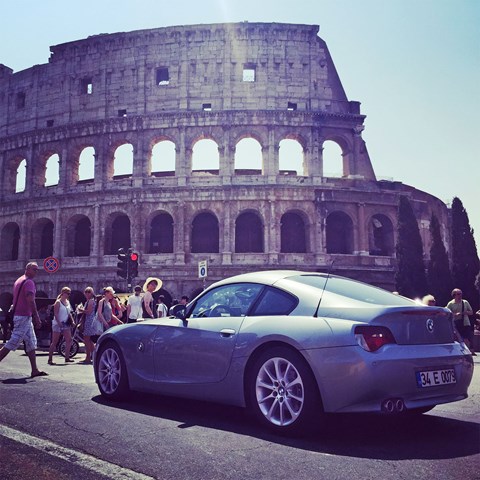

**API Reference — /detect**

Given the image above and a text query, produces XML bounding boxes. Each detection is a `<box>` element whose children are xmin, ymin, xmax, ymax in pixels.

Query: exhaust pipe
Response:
<box><xmin>381</xmin><ymin>398</ymin><xmax>405</xmax><ymax>414</ymax></box>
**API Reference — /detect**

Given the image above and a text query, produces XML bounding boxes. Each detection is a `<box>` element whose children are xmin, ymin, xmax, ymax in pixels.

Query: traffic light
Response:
<box><xmin>129</xmin><ymin>250</ymin><xmax>139</xmax><ymax>279</ymax></box>
<box><xmin>116</xmin><ymin>248</ymin><xmax>128</xmax><ymax>278</ymax></box>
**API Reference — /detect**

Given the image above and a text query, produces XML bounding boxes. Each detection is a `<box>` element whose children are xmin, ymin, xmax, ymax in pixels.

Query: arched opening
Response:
<box><xmin>234</xmin><ymin>137</ymin><xmax>263</xmax><ymax>174</ymax></box>
<box><xmin>15</xmin><ymin>159</ymin><xmax>27</xmax><ymax>193</ymax></box>
<box><xmin>113</xmin><ymin>143</ymin><xmax>134</xmax><ymax>178</ymax></box>
<box><xmin>31</xmin><ymin>218</ymin><xmax>54</xmax><ymax>259</ymax></box>
<box><xmin>326</xmin><ymin>212</ymin><xmax>354</xmax><ymax>254</ymax></box>
<box><xmin>369</xmin><ymin>214</ymin><xmax>394</xmax><ymax>256</ymax></box>
<box><xmin>191</xmin><ymin>212</ymin><xmax>219</xmax><ymax>253</ymax></box>
<box><xmin>149</xmin><ymin>213</ymin><xmax>174</xmax><ymax>253</ymax></box>
<box><xmin>322</xmin><ymin>140</ymin><xmax>344</xmax><ymax>178</ymax></box>
<box><xmin>45</xmin><ymin>153</ymin><xmax>60</xmax><ymax>186</ymax></box>
<box><xmin>151</xmin><ymin>140</ymin><xmax>176</xmax><ymax>177</ymax></box>
<box><xmin>78</xmin><ymin>146</ymin><xmax>95</xmax><ymax>181</ymax></box>
<box><xmin>106</xmin><ymin>214</ymin><xmax>131</xmax><ymax>254</ymax></box>
<box><xmin>281</xmin><ymin>212</ymin><xmax>307</xmax><ymax>253</ymax></box>
<box><xmin>279</xmin><ymin>139</ymin><xmax>305</xmax><ymax>176</ymax></box>
<box><xmin>0</xmin><ymin>222</ymin><xmax>20</xmax><ymax>260</ymax></box>
<box><xmin>235</xmin><ymin>212</ymin><xmax>263</xmax><ymax>253</ymax></box>
<box><xmin>192</xmin><ymin>139</ymin><xmax>219</xmax><ymax>174</ymax></box>
<box><xmin>75</xmin><ymin>217</ymin><xmax>91</xmax><ymax>256</ymax></box>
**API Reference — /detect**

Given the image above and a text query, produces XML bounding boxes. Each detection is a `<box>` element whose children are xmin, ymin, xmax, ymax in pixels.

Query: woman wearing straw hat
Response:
<box><xmin>142</xmin><ymin>277</ymin><xmax>162</xmax><ymax>319</ymax></box>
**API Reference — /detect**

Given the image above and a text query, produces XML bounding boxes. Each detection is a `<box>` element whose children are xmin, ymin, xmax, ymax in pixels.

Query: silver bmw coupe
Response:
<box><xmin>93</xmin><ymin>270</ymin><xmax>474</xmax><ymax>435</ymax></box>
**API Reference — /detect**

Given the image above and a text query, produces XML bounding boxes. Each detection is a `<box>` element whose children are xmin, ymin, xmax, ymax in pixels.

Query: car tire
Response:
<box><xmin>247</xmin><ymin>346</ymin><xmax>322</xmax><ymax>435</ymax></box>
<box><xmin>58</xmin><ymin>339</ymin><xmax>79</xmax><ymax>358</ymax></box>
<box><xmin>96</xmin><ymin>342</ymin><xmax>129</xmax><ymax>401</ymax></box>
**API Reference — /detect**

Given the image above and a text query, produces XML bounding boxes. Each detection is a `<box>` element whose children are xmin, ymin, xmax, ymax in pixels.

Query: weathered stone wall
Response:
<box><xmin>0</xmin><ymin>22</ymin><xmax>450</xmax><ymax>305</ymax></box>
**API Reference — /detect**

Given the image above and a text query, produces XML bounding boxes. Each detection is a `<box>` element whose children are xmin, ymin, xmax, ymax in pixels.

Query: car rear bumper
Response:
<box><xmin>304</xmin><ymin>342</ymin><xmax>474</xmax><ymax>413</ymax></box>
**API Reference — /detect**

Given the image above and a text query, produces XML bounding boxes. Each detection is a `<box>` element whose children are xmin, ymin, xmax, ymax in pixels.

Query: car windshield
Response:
<box><xmin>289</xmin><ymin>274</ymin><xmax>415</xmax><ymax>306</ymax></box>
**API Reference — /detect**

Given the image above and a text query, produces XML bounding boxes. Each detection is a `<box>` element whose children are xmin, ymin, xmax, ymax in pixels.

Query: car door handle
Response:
<box><xmin>220</xmin><ymin>329</ymin><xmax>236</xmax><ymax>337</ymax></box>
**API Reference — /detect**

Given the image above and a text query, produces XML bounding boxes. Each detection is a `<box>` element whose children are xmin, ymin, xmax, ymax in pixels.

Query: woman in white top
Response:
<box><xmin>48</xmin><ymin>286</ymin><xmax>74</xmax><ymax>364</ymax></box>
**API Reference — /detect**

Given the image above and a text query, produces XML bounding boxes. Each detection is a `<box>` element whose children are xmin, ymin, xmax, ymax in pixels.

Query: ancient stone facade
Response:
<box><xmin>0</xmin><ymin>22</ymin><xmax>450</xmax><ymax>308</ymax></box>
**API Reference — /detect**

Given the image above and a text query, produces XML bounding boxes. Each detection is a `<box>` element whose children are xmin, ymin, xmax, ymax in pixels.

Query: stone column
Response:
<box><xmin>94</xmin><ymin>139</ymin><xmax>107</xmax><ymax>191</ymax></box>
<box><xmin>92</xmin><ymin>203</ymin><xmax>101</xmax><ymax>263</ymax></box>
<box><xmin>267</xmin><ymin>199</ymin><xmax>279</xmax><ymax>263</ymax></box>
<box><xmin>59</xmin><ymin>144</ymin><xmax>69</xmax><ymax>193</ymax></box>
<box><xmin>174</xmin><ymin>202</ymin><xmax>186</xmax><ymax>264</ymax></box>
<box><xmin>132</xmin><ymin>134</ymin><xmax>147</xmax><ymax>188</ymax></box>
<box><xmin>221</xmin><ymin>201</ymin><xmax>232</xmax><ymax>264</ymax></box>
<box><xmin>0</xmin><ymin>150</ymin><xmax>5</xmax><ymax>202</ymax></box>
<box><xmin>54</xmin><ymin>207</ymin><xmax>62</xmax><ymax>257</ymax></box>
<box><xmin>176</xmin><ymin>128</ymin><xmax>188</xmax><ymax>187</ymax></box>
<box><xmin>356</xmin><ymin>203</ymin><xmax>368</xmax><ymax>255</ymax></box>
<box><xmin>18</xmin><ymin>212</ymin><xmax>28</xmax><ymax>261</ymax></box>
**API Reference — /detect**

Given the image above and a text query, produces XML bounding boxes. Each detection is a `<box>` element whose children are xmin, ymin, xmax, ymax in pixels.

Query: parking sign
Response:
<box><xmin>198</xmin><ymin>260</ymin><xmax>208</xmax><ymax>278</ymax></box>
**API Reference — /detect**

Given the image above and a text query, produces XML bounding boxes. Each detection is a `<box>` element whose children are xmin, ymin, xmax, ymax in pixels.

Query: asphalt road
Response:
<box><xmin>0</xmin><ymin>348</ymin><xmax>479</xmax><ymax>480</ymax></box>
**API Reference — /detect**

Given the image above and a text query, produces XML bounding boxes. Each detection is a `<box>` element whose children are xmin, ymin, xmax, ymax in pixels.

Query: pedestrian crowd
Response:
<box><xmin>0</xmin><ymin>262</ymin><xmax>189</xmax><ymax>375</ymax></box>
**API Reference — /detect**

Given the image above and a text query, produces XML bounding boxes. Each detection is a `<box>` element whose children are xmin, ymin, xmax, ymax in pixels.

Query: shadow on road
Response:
<box><xmin>92</xmin><ymin>392</ymin><xmax>479</xmax><ymax>461</ymax></box>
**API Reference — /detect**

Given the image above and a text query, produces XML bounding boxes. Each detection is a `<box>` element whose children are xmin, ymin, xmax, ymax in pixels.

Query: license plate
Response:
<box><xmin>416</xmin><ymin>369</ymin><xmax>456</xmax><ymax>388</ymax></box>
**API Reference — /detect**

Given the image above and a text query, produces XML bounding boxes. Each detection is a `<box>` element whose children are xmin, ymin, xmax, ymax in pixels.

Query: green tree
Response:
<box><xmin>451</xmin><ymin>197</ymin><xmax>480</xmax><ymax>311</ymax></box>
<box><xmin>427</xmin><ymin>213</ymin><xmax>453</xmax><ymax>306</ymax></box>
<box><xmin>395</xmin><ymin>196</ymin><xmax>428</xmax><ymax>299</ymax></box>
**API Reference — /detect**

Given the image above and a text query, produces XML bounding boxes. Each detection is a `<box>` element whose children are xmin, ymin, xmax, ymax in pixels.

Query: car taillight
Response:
<box><xmin>354</xmin><ymin>326</ymin><xmax>396</xmax><ymax>352</ymax></box>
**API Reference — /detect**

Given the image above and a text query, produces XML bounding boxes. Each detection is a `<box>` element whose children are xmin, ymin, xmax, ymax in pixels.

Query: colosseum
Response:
<box><xmin>0</xmin><ymin>22</ymin><xmax>450</xmax><ymax>308</ymax></box>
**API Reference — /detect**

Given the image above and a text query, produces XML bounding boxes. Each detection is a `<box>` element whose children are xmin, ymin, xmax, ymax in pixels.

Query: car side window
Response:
<box><xmin>250</xmin><ymin>287</ymin><xmax>298</xmax><ymax>316</ymax></box>
<box><xmin>190</xmin><ymin>283</ymin><xmax>263</xmax><ymax>318</ymax></box>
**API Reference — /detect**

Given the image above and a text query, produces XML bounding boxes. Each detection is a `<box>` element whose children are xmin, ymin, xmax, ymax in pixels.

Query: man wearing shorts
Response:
<box><xmin>0</xmin><ymin>262</ymin><xmax>48</xmax><ymax>378</ymax></box>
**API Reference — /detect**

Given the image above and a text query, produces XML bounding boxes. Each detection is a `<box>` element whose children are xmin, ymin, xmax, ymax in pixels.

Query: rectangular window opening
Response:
<box><xmin>81</xmin><ymin>78</ymin><xmax>93</xmax><ymax>94</ymax></box>
<box><xmin>46</xmin><ymin>119</ymin><xmax>54</xmax><ymax>127</ymax></box>
<box><xmin>118</xmin><ymin>109</ymin><xmax>127</xmax><ymax>117</ymax></box>
<box><xmin>16</xmin><ymin>92</ymin><xmax>26</xmax><ymax>109</ymax></box>
<box><xmin>156</xmin><ymin>67</ymin><xmax>170</xmax><ymax>86</ymax></box>
<box><xmin>243</xmin><ymin>65</ymin><xmax>256</xmax><ymax>82</ymax></box>
<box><xmin>287</xmin><ymin>102</ymin><xmax>297</xmax><ymax>111</ymax></box>
<box><xmin>202</xmin><ymin>103</ymin><xmax>212</xmax><ymax>111</ymax></box>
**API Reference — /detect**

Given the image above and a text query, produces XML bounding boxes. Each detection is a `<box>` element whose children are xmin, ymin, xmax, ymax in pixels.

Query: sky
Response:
<box><xmin>1</xmin><ymin>0</ymin><xmax>479</xmax><ymax>248</ymax></box>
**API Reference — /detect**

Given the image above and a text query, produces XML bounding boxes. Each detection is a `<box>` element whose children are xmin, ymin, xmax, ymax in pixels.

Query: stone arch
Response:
<box><xmin>45</xmin><ymin>153</ymin><xmax>60</xmax><ymax>187</ymax></box>
<box><xmin>78</xmin><ymin>146</ymin><xmax>96</xmax><ymax>182</ymax></box>
<box><xmin>113</xmin><ymin>143</ymin><xmax>134</xmax><ymax>178</ymax></box>
<box><xmin>14</xmin><ymin>158</ymin><xmax>27</xmax><ymax>193</ymax></box>
<box><xmin>280</xmin><ymin>211</ymin><xmax>307</xmax><ymax>253</ymax></box>
<box><xmin>322</xmin><ymin>140</ymin><xmax>344</xmax><ymax>178</ymax></box>
<box><xmin>234</xmin><ymin>137</ymin><xmax>263</xmax><ymax>174</ymax></box>
<box><xmin>191</xmin><ymin>138</ymin><xmax>220</xmax><ymax>174</ymax></box>
<box><xmin>0</xmin><ymin>292</ymin><xmax>13</xmax><ymax>312</ymax></box>
<box><xmin>279</xmin><ymin>138</ymin><xmax>305</xmax><ymax>176</ymax></box>
<box><xmin>151</xmin><ymin>139</ymin><xmax>176</xmax><ymax>177</ymax></box>
<box><xmin>235</xmin><ymin>210</ymin><xmax>264</xmax><ymax>253</ymax></box>
<box><xmin>326</xmin><ymin>211</ymin><xmax>354</xmax><ymax>254</ymax></box>
<box><xmin>0</xmin><ymin>222</ymin><xmax>20</xmax><ymax>261</ymax></box>
<box><xmin>149</xmin><ymin>212</ymin><xmax>174</xmax><ymax>253</ymax></box>
<box><xmin>31</xmin><ymin>218</ymin><xmax>54</xmax><ymax>259</ymax></box>
<box><xmin>368</xmin><ymin>213</ymin><xmax>394</xmax><ymax>256</ymax></box>
<box><xmin>70</xmin><ymin>290</ymin><xmax>85</xmax><ymax>309</ymax></box>
<box><xmin>191</xmin><ymin>211</ymin><xmax>219</xmax><ymax>253</ymax></box>
<box><xmin>105</xmin><ymin>213</ymin><xmax>131</xmax><ymax>255</ymax></box>
<box><xmin>65</xmin><ymin>214</ymin><xmax>92</xmax><ymax>257</ymax></box>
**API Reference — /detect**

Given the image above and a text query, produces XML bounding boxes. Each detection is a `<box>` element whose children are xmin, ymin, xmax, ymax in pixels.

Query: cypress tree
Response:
<box><xmin>451</xmin><ymin>197</ymin><xmax>480</xmax><ymax>311</ymax></box>
<box><xmin>427</xmin><ymin>213</ymin><xmax>453</xmax><ymax>306</ymax></box>
<box><xmin>395</xmin><ymin>196</ymin><xmax>428</xmax><ymax>299</ymax></box>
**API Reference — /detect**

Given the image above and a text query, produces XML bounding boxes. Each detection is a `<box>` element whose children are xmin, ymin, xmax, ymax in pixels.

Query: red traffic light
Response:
<box><xmin>130</xmin><ymin>252</ymin><xmax>139</xmax><ymax>262</ymax></box>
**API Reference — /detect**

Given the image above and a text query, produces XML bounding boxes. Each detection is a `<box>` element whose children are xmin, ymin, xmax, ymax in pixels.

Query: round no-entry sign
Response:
<box><xmin>43</xmin><ymin>256</ymin><xmax>60</xmax><ymax>273</ymax></box>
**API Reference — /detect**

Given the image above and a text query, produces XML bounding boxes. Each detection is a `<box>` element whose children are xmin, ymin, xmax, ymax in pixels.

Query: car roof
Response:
<box><xmin>211</xmin><ymin>270</ymin><xmax>327</xmax><ymax>288</ymax></box>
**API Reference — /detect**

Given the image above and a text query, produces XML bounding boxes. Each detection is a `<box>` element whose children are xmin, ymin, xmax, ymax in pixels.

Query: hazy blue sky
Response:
<box><xmin>1</xmin><ymin>0</ymin><xmax>479</xmax><ymax>247</ymax></box>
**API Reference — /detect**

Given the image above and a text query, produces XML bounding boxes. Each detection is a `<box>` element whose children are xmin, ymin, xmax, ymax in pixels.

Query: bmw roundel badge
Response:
<box><xmin>426</xmin><ymin>318</ymin><xmax>434</xmax><ymax>333</ymax></box>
